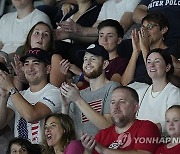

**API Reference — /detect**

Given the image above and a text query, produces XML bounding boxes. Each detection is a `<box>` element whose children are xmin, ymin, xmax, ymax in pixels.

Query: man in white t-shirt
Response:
<box><xmin>0</xmin><ymin>0</ymin><xmax>51</xmax><ymax>69</ymax></box>
<box><xmin>0</xmin><ymin>48</ymin><xmax>61</xmax><ymax>144</ymax></box>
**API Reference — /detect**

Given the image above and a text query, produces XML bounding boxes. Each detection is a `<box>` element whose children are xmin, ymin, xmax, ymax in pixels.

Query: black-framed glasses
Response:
<box><xmin>142</xmin><ymin>23</ymin><xmax>158</xmax><ymax>30</ymax></box>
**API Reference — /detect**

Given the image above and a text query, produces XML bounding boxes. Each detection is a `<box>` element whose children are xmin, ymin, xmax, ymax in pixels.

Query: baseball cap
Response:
<box><xmin>77</xmin><ymin>44</ymin><xmax>109</xmax><ymax>60</ymax></box>
<box><xmin>20</xmin><ymin>48</ymin><xmax>51</xmax><ymax>64</ymax></box>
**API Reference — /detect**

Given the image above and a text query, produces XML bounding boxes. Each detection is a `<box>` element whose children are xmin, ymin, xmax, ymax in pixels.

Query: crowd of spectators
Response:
<box><xmin>0</xmin><ymin>0</ymin><xmax>180</xmax><ymax>154</ymax></box>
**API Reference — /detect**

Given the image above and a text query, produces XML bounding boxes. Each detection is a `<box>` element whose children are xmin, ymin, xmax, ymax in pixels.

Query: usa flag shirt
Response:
<box><xmin>69</xmin><ymin>81</ymin><xmax>120</xmax><ymax>139</ymax></box>
<box><xmin>7</xmin><ymin>83</ymin><xmax>61</xmax><ymax>144</ymax></box>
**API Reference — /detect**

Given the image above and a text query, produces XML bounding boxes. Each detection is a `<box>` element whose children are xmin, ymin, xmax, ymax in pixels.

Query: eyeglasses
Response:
<box><xmin>142</xmin><ymin>23</ymin><xmax>158</xmax><ymax>30</ymax></box>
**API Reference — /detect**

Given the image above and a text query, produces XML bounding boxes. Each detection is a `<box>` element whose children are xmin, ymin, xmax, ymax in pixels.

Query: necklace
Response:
<box><xmin>151</xmin><ymin>90</ymin><xmax>161</xmax><ymax>98</ymax></box>
<box><xmin>136</xmin><ymin>85</ymin><xmax>150</xmax><ymax>116</ymax></box>
<box><xmin>150</xmin><ymin>87</ymin><xmax>163</xmax><ymax>98</ymax></box>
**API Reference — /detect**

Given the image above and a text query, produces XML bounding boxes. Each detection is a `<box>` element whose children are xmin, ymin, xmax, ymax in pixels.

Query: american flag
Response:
<box><xmin>81</xmin><ymin>99</ymin><xmax>102</xmax><ymax>123</ymax></box>
<box><xmin>31</xmin><ymin>121</ymin><xmax>39</xmax><ymax>143</ymax></box>
<box><xmin>17</xmin><ymin>117</ymin><xmax>28</xmax><ymax>139</ymax></box>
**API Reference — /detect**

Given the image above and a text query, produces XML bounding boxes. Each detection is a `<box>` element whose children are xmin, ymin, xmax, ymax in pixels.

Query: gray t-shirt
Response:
<box><xmin>69</xmin><ymin>81</ymin><xmax>120</xmax><ymax>139</ymax></box>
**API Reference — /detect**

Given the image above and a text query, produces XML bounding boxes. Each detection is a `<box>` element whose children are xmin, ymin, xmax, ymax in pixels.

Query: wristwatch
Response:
<box><xmin>9</xmin><ymin>87</ymin><xmax>18</xmax><ymax>96</ymax></box>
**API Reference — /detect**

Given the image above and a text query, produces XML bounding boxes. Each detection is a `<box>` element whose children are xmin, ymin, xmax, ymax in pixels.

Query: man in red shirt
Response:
<box><xmin>81</xmin><ymin>86</ymin><xmax>161</xmax><ymax>154</ymax></box>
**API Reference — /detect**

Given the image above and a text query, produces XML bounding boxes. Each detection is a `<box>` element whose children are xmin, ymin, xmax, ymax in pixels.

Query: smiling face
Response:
<box><xmin>146</xmin><ymin>52</ymin><xmax>170</xmax><ymax>80</ymax></box>
<box><xmin>82</xmin><ymin>52</ymin><xmax>105</xmax><ymax>79</ymax></box>
<box><xmin>44</xmin><ymin>116</ymin><xmax>64</xmax><ymax>147</ymax></box>
<box><xmin>10</xmin><ymin>144</ymin><xmax>28</xmax><ymax>154</ymax></box>
<box><xmin>98</xmin><ymin>26</ymin><xmax>122</xmax><ymax>53</ymax></box>
<box><xmin>165</xmin><ymin>108</ymin><xmax>180</xmax><ymax>138</ymax></box>
<box><xmin>30</xmin><ymin>23</ymin><xmax>51</xmax><ymax>50</ymax></box>
<box><xmin>142</xmin><ymin>20</ymin><xmax>166</xmax><ymax>45</ymax></box>
<box><xmin>110</xmin><ymin>89</ymin><xmax>137</xmax><ymax>128</ymax></box>
<box><xmin>22</xmin><ymin>57</ymin><xmax>50</xmax><ymax>85</ymax></box>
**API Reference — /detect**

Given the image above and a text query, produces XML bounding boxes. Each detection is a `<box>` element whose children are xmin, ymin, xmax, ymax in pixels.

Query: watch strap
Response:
<box><xmin>9</xmin><ymin>87</ymin><xmax>18</xmax><ymax>96</ymax></box>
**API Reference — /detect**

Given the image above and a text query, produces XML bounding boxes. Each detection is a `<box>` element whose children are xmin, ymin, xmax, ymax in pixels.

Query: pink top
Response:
<box><xmin>64</xmin><ymin>140</ymin><xmax>84</xmax><ymax>154</ymax></box>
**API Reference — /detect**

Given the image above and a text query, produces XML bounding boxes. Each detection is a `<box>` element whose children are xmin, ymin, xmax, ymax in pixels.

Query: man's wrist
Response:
<box><xmin>74</xmin><ymin>96</ymin><xmax>82</xmax><ymax>104</ymax></box>
<box><xmin>8</xmin><ymin>87</ymin><xmax>18</xmax><ymax>96</ymax></box>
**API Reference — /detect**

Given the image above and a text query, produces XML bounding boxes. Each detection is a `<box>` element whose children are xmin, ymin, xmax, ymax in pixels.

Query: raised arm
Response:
<box><xmin>121</xmin><ymin>26</ymin><xmax>151</xmax><ymax>85</ymax></box>
<box><xmin>10</xmin><ymin>93</ymin><xmax>52</xmax><ymax>123</ymax></box>
<box><xmin>138</xmin><ymin>26</ymin><xmax>150</xmax><ymax>63</ymax></box>
<box><xmin>0</xmin><ymin>70</ymin><xmax>56</xmax><ymax>123</ymax></box>
<box><xmin>60</xmin><ymin>82</ymin><xmax>113</xmax><ymax>129</ymax></box>
<box><xmin>133</xmin><ymin>4</ymin><xmax>148</xmax><ymax>24</ymax></box>
<box><xmin>121</xmin><ymin>29</ymin><xmax>141</xmax><ymax>85</ymax></box>
<box><xmin>120</xmin><ymin>12</ymin><xmax>134</xmax><ymax>32</ymax></box>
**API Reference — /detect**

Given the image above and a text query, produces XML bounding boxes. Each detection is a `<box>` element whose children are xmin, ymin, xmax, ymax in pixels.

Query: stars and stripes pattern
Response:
<box><xmin>31</xmin><ymin>121</ymin><xmax>39</xmax><ymax>143</ymax></box>
<box><xmin>17</xmin><ymin>117</ymin><xmax>28</xmax><ymax>139</ymax></box>
<box><xmin>81</xmin><ymin>99</ymin><xmax>102</xmax><ymax>123</ymax></box>
<box><xmin>17</xmin><ymin>117</ymin><xmax>40</xmax><ymax>143</ymax></box>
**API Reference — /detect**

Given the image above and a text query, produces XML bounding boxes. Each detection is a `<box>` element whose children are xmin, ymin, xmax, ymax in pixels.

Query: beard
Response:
<box><xmin>111</xmin><ymin>115</ymin><xmax>130</xmax><ymax>128</ymax></box>
<box><xmin>83</xmin><ymin>64</ymin><xmax>104</xmax><ymax>79</ymax></box>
